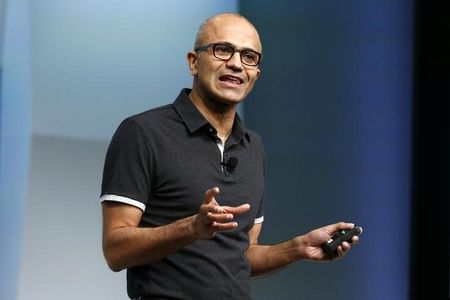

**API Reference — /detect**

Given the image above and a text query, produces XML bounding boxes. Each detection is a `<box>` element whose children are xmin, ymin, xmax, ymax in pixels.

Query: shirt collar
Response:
<box><xmin>173</xmin><ymin>88</ymin><xmax>250</xmax><ymax>143</ymax></box>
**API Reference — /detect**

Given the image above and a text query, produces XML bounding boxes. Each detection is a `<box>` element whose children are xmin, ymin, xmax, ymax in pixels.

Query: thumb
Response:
<box><xmin>203</xmin><ymin>187</ymin><xmax>220</xmax><ymax>205</ymax></box>
<box><xmin>328</xmin><ymin>222</ymin><xmax>355</xmax><ymax>234</ymax></box>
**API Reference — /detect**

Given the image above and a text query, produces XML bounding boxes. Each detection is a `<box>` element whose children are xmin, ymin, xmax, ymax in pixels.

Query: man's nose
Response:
<box><xmin>225</xmin><ymin>52</ymin><xmax>244</xmax><ymax>70</ymax></box>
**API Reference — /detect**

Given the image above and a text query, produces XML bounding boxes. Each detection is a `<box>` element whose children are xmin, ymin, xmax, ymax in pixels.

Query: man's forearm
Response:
<box><xmin>103</xmin><ymin>216</ymin><xmax>198</xmax><ymax>272</ymax></box>
<box><xmin>246</xmin><ymin>222</ymin><xmax>359</xmax><ymax>277</ymax></box>
<box><xmin>246</xmin><ymin>237</ymin><xmax>304</xmax><ymax>278</ymax></box>
<box><xmin>102</xmin><ymin>188</ymin><xmax>251</xmax><ymax>272</ymax></box>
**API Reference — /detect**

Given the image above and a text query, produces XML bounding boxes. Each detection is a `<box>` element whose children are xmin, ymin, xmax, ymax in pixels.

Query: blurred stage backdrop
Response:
<box><xmin>2</xmin><ymin>0</ymin><xmax>447</xmax><ymax>299</ymax></box>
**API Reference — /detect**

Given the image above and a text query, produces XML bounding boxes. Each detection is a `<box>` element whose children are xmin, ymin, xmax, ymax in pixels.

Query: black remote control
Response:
<box><xmin>322</xmin><ymin>226</ymin><xmax>362</xmax><ymax>257</ymax></box>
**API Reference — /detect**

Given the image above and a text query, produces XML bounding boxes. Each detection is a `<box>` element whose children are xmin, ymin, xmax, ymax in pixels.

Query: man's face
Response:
<box><xmin>188</xmin><ymin>16</ymin><xmax>261</xmax><ymax>106</ymax></box>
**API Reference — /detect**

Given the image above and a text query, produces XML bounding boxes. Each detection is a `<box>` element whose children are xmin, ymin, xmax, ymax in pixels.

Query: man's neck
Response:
<box><xmin>188</xmin><ymin>90</ymin><xmax>236</xmax><ymax>144</ymax></box>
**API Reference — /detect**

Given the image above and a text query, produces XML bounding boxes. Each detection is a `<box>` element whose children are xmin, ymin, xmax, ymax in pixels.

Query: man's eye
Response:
<box><xmin>216</xmin><ymin>45</ymin><xmax>233</xmax><ymax>53</ymax></box>
<box><xmin>242</xmin><ymin>52</ymin><xmax>257</xmax><ymax>61</ymax></box>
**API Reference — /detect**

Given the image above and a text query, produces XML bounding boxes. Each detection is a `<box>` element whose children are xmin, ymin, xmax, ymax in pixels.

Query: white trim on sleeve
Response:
<box><xmin>254</xmin><ymin>216</ymin><xmax>264</xmax><ymax>224</ymax></box>
<box><xmin>100</xmin><ymin>194</ymin><xmax>146</xmax><ymax>211</ymax></box>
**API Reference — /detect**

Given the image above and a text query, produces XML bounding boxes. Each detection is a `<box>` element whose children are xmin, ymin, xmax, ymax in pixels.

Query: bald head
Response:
<box><xmin>194</xmin><ymin>13</ymin><xmax>262</xmax><ymax>52</ymax></box>
<box><xmin>187</xmin><ymin>13</ymin><xmax>262</xmax><ymax>106</ymax></box>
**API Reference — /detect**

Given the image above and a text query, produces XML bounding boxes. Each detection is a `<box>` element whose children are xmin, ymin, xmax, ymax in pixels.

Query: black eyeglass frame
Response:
<box><xmin>194</xmin><ymin>42</ymin><xmax>262</xmax><ymax>67</ymax></box>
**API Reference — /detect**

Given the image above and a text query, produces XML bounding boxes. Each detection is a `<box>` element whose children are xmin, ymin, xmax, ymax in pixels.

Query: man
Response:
<box><xmin>101</xmin><ymin>13</ymin><xmax>360</xmax><ymax>300</ymax></box>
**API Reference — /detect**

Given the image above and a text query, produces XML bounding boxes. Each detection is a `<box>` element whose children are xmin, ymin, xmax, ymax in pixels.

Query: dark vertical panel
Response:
<box><xmin>411</xmin><ymin>1</ymin><xmax>450</xmax><ymax>299</ymax></box>
<box><xmin>240</xmin><ymin>1</ymin><xmax>413</xmax><ymax>299</ymax></box>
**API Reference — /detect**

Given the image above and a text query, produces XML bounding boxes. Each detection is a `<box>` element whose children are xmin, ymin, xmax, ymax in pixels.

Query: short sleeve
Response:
<box><xmin>254</xmin><ymin>196</ymin><xmax>264</xmax><ymax>224</ymax></box>
<box><xmin>254</xmin><ymin>146</ymin><xmax>266</xmax><ymax>224</ymax></box>
<box><xmin>100</xmin><ymin>118</ymin><xmax>153</xmax><ymax>208</ymax></box>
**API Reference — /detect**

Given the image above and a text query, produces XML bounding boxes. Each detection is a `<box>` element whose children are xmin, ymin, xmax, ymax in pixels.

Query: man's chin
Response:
<box><xmin>213</xmin><ymin>91</ymin><xmax>246</xmax><ymax>105</ymax></box>
<box><xmin>215</xmin><ymin>97</ymin><xmax>244</xmax><ymax>107</ymax></box>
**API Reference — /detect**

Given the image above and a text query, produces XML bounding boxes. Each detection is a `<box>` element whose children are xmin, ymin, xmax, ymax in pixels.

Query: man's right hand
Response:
<box><xmin>193</xmin><ymin>187</ymin><xmax>250</xmax><ymax>239</ymax></box>
<box><xmin>102</xmin><ymin>186</ymin><xmax>250</xmax><ymax>271</ymax></box>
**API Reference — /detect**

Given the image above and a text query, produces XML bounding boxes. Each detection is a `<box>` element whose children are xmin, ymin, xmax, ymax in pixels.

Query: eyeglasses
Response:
<box><xmin>194</xmin><ymin>43</ymin><xmax>262</xmax><ymax>67</ymax></box>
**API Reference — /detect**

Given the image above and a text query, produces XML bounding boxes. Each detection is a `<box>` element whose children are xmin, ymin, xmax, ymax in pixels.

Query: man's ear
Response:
<box><xmin>187</xmin><ymin>51</ymin><xmax>199</xmax><ymax>76</ymax></box>
<box><xmin>255</xmin><ymin>68</ymin><xmax>261</xmax><ymax>80</ymax></box>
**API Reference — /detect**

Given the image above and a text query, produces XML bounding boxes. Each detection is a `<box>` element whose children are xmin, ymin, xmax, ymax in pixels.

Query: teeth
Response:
<box><xmin>221</xmin><ymin>76</ymin><xmax>240</xmax><ymax>83</ymax></box>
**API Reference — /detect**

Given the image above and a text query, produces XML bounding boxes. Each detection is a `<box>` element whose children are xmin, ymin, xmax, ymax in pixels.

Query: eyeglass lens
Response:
<box><xmin>213</xmin><ymin>44</ymin><xmax>259</xmax><ymax>66</ymax></box>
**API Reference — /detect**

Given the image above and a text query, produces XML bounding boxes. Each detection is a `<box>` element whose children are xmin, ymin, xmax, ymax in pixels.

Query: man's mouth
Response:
<box><xmin>218</xmin><ymin>75</ymin><xmax>244</xmax><ymax>85</ymax></box>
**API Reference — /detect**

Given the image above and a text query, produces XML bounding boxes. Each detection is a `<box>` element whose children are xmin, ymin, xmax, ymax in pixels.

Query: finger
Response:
<box><xmin>211</xmin><ymin>221</ymin><xmax>238</xmax><ymax>231</ymax></box>
<box><xmin>341</xmin><ymin>241</ymin><xmax>351</xmax><ymax>251</ymax></box>
<box><xmin>203</xmin><ymin>204</ymin><xmax>226</xmax><ymax>214</ymax></box>
<box><xmin>203</xmin><ymin>187</ymin><xmax>225</xmax><ymax>212</ymax></box>
<box><xmin>207</xmin><ymin>212</ymin><xmax>234</xmax><ymax>223</ymax></box>
<box><xmin>222</xmin><ymin>204</ymin><xmax>251</xmax><ymax>216</ymax></box>
<box><xmin>336</xmin><ymin>241</ymin><xmax>351</xmax><ymax>256</ymax></box>
<box><xmin>327</xmin><ymin>222</ymin><xmax>355</xmax><ymax>234</ymax></box>
<box><xmin>203</xmin><ymin>187</ymin><xmax>220</xmax><ymax>204</ymax></box>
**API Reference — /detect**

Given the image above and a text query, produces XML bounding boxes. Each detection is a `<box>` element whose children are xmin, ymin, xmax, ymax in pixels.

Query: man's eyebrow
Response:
<box><xmin>216</xmin><ymin>41</ymin><xmax>259</xmax><ymax>52</ymax></box>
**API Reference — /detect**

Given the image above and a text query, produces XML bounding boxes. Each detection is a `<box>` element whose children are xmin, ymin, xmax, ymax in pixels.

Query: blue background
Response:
<box><xmin>241</xmin><ymin>1</ymin><xmax>412</xmax><ymax>299</ymax></box>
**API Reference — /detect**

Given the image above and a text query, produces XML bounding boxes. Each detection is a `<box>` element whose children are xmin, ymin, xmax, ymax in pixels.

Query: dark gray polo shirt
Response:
<box><xmin>101</xmin><ymin>89</ymin><xmax>266</xmax><ymax>299</ymax></box>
